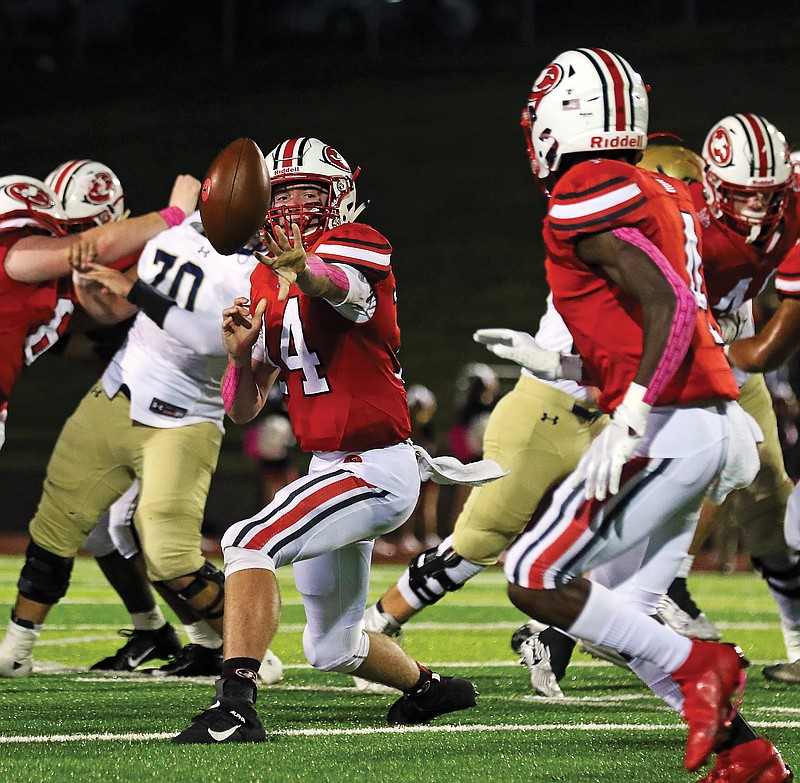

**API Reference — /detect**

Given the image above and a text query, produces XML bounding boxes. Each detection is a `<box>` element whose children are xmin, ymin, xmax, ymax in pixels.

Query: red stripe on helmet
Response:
<box><xmin>590</xmin><ymin>48</ymin><xmax>628</xmax><ymax>131</ymax></box>
<box><xmin>52</xmin><ymin>159</ymin><xmax>89</xmax><ymax>195</ymax></box>
<box><xmin>741</xmin><ymin>114</ymin><xmax>769</xmax><ymax>177</ymax></box>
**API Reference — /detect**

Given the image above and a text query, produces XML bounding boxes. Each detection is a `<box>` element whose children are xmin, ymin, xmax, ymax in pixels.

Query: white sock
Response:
<box><xmin>185</xmin><ymin>620</ymin><xmax>222</xmax><ymax>649</ymax></box>
<box><xmin>569</xmin><ymin>582</ymin><xmax>692</xmax><ymax>673</ymax></box>
<box><xmin>629</xmin><ymin>656</ymin><xmax>685</xmax><ymax>713</ymax></box>
<box><xmin>1</xmin><ymin>619</ymin><xmax>40</xmax><ymax>657</ymax></box>
<box><xmin>130</xmin><ymin>607</ymin><xmax>166</xmax><ymax>631</ymax></box>
<box><xmin>676</xmin><ymin>554</ymin><xmax>694</xmax><ymax>580</ymax></box>
<box><xmin>363</xmin><ymin>603</ymin><xmax>403</xmax><ymax>634</ymax></box>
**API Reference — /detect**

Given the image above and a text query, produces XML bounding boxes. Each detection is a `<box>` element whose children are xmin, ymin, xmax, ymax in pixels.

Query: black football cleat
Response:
<box><xmin>172</xmin><ymin>675</ymin><xmax>265</xmax><ymax>744</ymax></box>
<box><xmin>171</xmin><ymin>697</ymin><xmax>265</xmax><ymax>744</ymax></box>
<box><xmin>90</xmin><ymin>623</ymin><xmax>182</xmax><ymax>671</ymax></box>
<box><xmin>144</xmin><ymin>643</ymin><xmax>223</xmax><ymax>677</ymax></box>
<box><xmin>387</xmin><ymin>673</ymin><xmax>478</xmax><ymax>725</ymax></box>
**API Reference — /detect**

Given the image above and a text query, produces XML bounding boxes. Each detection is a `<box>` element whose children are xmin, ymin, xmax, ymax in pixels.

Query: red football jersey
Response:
<box><xmin>544</xmin><ymin>159</ymin><xmax>738</xmax><ymax>413</ymax></box>
<box><xmin>774</xmin><ymin>241</ymin><xmax>800</xmax><ymax>300</ymax></box>
<box><xmin>0</xmin><ymin>228</ymin><xmax>76</xmax><ymax>407</ymax></box>
<box><xmin>690</xmin><ymin>183</ymin><xmax>800</xmax><ymax>315</ymax></box>
<box><xmin>251</xmin><ymin>222</ymin><xmax>411</xmax><ymax>453</ymax></box>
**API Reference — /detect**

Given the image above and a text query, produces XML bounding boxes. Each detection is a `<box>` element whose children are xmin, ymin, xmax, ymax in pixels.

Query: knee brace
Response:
<box><xmin>18</xmin><ymin>541</ymin><xmax>74</xmax><ymax>605</ymax></box>
<box><xmin>752</xmin><ymin>555</ymin><xmax>800</xmax><ymax>598</ymax></box>
<box><xmin>403</xmin><ymin>538</ymin><xmax>485</xmax><ymax>608</ymax></box>
<box><xmin>155</xmin><ymin>561</ymin><xmax>225</xmax><ymax>620</ymax></box>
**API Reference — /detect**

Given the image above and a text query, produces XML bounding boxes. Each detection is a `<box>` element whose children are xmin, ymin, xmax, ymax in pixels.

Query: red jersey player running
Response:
<box><xmin>173</xmin><ymin>137</ymin><xmax>477</xmax><ymax>744</ymax></box>
<box><xmin>502</xmin><ymin>49</ymin><xmax>791</xmax><ymax>782</ymax></box>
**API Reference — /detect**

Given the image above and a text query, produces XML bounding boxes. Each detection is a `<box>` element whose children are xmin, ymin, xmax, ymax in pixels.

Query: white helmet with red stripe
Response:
<box><xmin>521</xmin><ymin>48</ymin><xmax>649</xmax><ymax>180</ymax></box>
<box><xmin>264</xmin><ymin>137</ymin><xmax>363</xmax><ymax>249</ymax></box>
<box><xmin>44</xmin><ymin>159</ymin><xmax>125</xmax><ymax>229</ymax></box>
<box><xmin>0</xmin><ymin>175</ymin><xmax>66</xmax><ymax>235</ymax></box>
<box><xmin>702</xmin><ymin>114</ymin><xmax>792</xmax><ymax>242</ymax></box>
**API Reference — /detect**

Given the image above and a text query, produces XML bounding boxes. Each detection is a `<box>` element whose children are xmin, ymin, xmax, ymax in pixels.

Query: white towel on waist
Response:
<box><xmin>412</xmin><ymin>443</ymin><xmax>508</xmax><ymax>487</ymax></box>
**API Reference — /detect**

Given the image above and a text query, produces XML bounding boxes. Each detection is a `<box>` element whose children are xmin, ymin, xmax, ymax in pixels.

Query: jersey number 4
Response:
<box><xmin>280</xmin><ymin>298</ymin><xmax>330</xmax><ymax>396</ymax></box>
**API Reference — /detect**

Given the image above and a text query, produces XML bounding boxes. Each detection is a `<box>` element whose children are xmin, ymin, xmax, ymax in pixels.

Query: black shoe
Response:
<box><xmin>172</xmin><ymin>697</ymin><xmax>264</xmax><ymax>743</ymax></box>
<box><xmin>90</xmin><ymin>623</ymin><xmax>182</xmax><ymax>671</ymax></box>
<box><xmin>144</xmin><ymin>643</ymin><xmax>223</xmax><ymax>677</ymax></box>
<box><xmin>387</xmin><ymin>673</ymin><xmax>477</xmax><ymax>725</ymax></box>
<box><xmin>172</xmin><ymin>675</ymin><xmax>264</xmax><ymax>744</ymax></box>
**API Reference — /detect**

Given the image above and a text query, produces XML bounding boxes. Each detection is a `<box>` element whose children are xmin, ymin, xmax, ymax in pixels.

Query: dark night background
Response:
<box><xmin>1</xmin><ymin>0</ymin><xmax>799</xmax><ymax>534</ymax></box>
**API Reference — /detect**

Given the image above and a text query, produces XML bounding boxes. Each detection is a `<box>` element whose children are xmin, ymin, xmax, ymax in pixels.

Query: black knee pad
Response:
<box><xmin>406</xmin><ymin>544</ymin><xmax>465</xmax><ymax>606</ymax></box>
<box><xmin>18</xmin><ymin>541</ymin><xmax>74</xmax><ymax>605</ymax></box>
<box><xmin>155</xmin><ymin>561</ymin><xmax>225</xmax><ymax>620</ymax></box>
<box><xmin>752</xmin><ymin>555</ymin><xmax>800</xmax><ymax>598</ymax></box>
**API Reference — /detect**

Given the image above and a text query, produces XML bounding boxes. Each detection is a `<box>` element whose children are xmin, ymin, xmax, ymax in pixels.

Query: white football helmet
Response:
<box><xmin>44</xmin><ymin>159</ymin><xmax>125</xmax><ymax>229</ymax></box>
<box><xmin>702</xmin><ymin>114</ymin><xmax>792</xmax><ymax>242</ymax></box>
<box><xmin>263</xmin><ymin>137</ymin><xmax>363</xmax><ymax>248</ymax></box>
<box><xmin>0</xmin><ymin>175</ymin><xmax>66</xmax><ymax>235</ymax></box>
<box><xmin>521</xmin><ymin>48</ymin><xmax>649</xmax><ymax>181</ymax></box>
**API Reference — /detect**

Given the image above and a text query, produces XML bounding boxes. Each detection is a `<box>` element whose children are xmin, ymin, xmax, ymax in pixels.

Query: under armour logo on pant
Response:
<box><xmin>541</xmin><ymin>412</ymin><xmax>559</xmax><ymax>425</ymax></box>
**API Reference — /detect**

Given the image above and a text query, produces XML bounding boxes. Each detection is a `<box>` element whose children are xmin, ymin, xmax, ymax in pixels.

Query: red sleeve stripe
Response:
<box><xmin>775</xmin><ymin>276</ymin><xmax>800</xmax><ymax>294</ymax></box>
<box><xmin>550</xmin><ymin>182</ymin><xmax>643</xmax><ymax>220</ymax></box>
<box><xmin>550</xmin><ymin>197</ymin><xmax>647</xmax><ymax>232</ymax></box>
<box><xmin>315</xmin><ymin>240</ymin><xmax>391</xmax><ymax>268</ymax></box>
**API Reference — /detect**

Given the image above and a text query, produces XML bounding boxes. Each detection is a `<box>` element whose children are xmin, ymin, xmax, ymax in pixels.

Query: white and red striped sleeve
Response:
<box><xmin>311</xmin><ymin>224</ymin><xmax>392</xmax><ymax>281</ymax></box>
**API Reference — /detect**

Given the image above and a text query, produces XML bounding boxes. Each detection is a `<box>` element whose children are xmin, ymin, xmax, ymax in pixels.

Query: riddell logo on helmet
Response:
<box><xmin>589</xmin><ymin>134</ymin><xmax>644</xmax><ymax>149</ymax></box>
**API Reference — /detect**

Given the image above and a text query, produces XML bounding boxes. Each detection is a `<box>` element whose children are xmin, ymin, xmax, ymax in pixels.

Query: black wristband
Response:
<box><xmin>126</xmin><ymin>279</ymin><xmax>175</xmax><ymax>328</ymax></box>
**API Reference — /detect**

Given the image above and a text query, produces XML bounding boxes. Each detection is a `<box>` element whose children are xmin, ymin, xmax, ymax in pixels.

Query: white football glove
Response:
<box><xmin>574</xmin><ymin>383</ymin><xmax>651</xmax><ymax>501</ymax></box>
<box><xmin>716</xmin><ymin>310</ymin><xmax>748</xmax><ymax>345</ymax></box>
<box><xmin>473</xmin><ymin>328</ymin><xmax>583</xmax><ymax>382</ymax></box>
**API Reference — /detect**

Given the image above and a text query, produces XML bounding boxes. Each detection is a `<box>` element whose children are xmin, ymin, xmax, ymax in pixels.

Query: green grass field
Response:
<box><xmin>0</xmin><ymin>556</ymin><xmax>797</xmax><ymax>783</ymax></box>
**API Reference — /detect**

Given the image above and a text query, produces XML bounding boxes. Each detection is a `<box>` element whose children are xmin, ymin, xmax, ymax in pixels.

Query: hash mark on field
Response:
<box><xmin>4</xmin><ymin>720</ymin><xmax>800</xmax><ymax>744</ymax></box>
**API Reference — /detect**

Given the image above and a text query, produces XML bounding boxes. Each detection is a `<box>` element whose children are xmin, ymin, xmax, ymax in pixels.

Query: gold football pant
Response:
<box><xmin>452</xmin><ymin>374</ymin><xmax>607</xmax><ymax>566</ymax></box>
<box><xmin>29</xmin><ymin>383</ymin><xmax>222</xmax><ymax>581</ymax></box>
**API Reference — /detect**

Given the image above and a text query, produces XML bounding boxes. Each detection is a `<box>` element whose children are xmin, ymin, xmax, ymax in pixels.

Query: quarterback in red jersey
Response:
<box><xmin>173</xmin><ymin>137</ymin><xmax>477</xmax><ymax>744</ymax></box>
<box><xmin>0</xmin><ymin>171</ymin><xmax>200</xmax><ymax>450</ymax></box>
<box><xmin>503</xmin><ymin>49</ymin><xmax>790</xmax><ymax>782</ymax></box>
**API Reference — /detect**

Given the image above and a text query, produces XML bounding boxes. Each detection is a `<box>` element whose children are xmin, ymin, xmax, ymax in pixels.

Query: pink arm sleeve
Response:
<box><xmin>221</xmin><ymin>364</ymin><xmax>242</xmax><ymax>413</ymax></box>
<box><xmin>306</xmin><ymin>256</ymin><xmax>350</xmax><ymax>292</ymax></box>
<box><xmin>612</xmin><ymin>227</ymin><xmax>698</xmax><ymax>405</ymax></box>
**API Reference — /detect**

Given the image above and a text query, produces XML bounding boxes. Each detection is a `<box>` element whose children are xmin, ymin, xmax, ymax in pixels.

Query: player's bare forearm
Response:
<box><xmin>72</xmin><ymin>273</ymin><xmax>138</xmax><ymax>325</ymax></box>
<box><xmin>225</xmin><ymin>360</ymin><xmax>278</xmax><ymax>424</ymax></box>
<box><xmin>295</xmin><ymin>265</ymin><xmax>347</xmax><ymax>303</ymax></box>
<box><xmin>727</xmin><ymin>299</ymin><xmax>800</xmax><ymax>373</ymax></box>
<box><xmin>577</xmin><ymin>230</ymin><xmax>678</xmax><ymax>387</ymax></box>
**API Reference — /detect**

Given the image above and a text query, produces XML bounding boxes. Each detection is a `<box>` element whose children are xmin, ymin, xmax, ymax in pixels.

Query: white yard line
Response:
<box><xmin>3</xmin><ymin>720</ymin><xmax>800</xmax><ymax>744</ymax></box>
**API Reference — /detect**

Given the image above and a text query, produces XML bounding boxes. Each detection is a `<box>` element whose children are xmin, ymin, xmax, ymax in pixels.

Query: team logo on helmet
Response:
<box><xmin>5</xmin><ymin>181</ymin><xmax>55</xmax><ymax>209</ymax></box>
<box><xmin>707</xmin><ymin>127</ymin><xmax>733</xmax><ymax>167</ymax></box>
<box><xmin>321</xmin><ymin>146</ymin><xmax>350</xmax><ymax>172</ymax></box>
<box><xmin>85</xmin><ymin>172</ymin><xmax>115</xmax><ymax>205</ymax></box>
<box><xmin>529</xmin><ymin>63</ymin><xmax>563</xmax><ymax>112</ymax></box>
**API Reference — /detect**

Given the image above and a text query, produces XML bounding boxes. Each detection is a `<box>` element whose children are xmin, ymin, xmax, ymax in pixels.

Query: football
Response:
<box><xmin>199</xmin><ymin>137</ymin><xmax>271</xmax><ymax>255</ymax></box>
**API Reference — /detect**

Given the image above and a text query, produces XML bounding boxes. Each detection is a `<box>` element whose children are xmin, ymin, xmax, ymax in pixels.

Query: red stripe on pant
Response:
<box><xmin>243</xmin><ymin>474</ymin><xmax>377</xmax><ymax>551</ymax></box>
<box><xmin>525</xmin><ymin>457</ymin><xmax>650</xmax><ymax>589</ymax></box>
